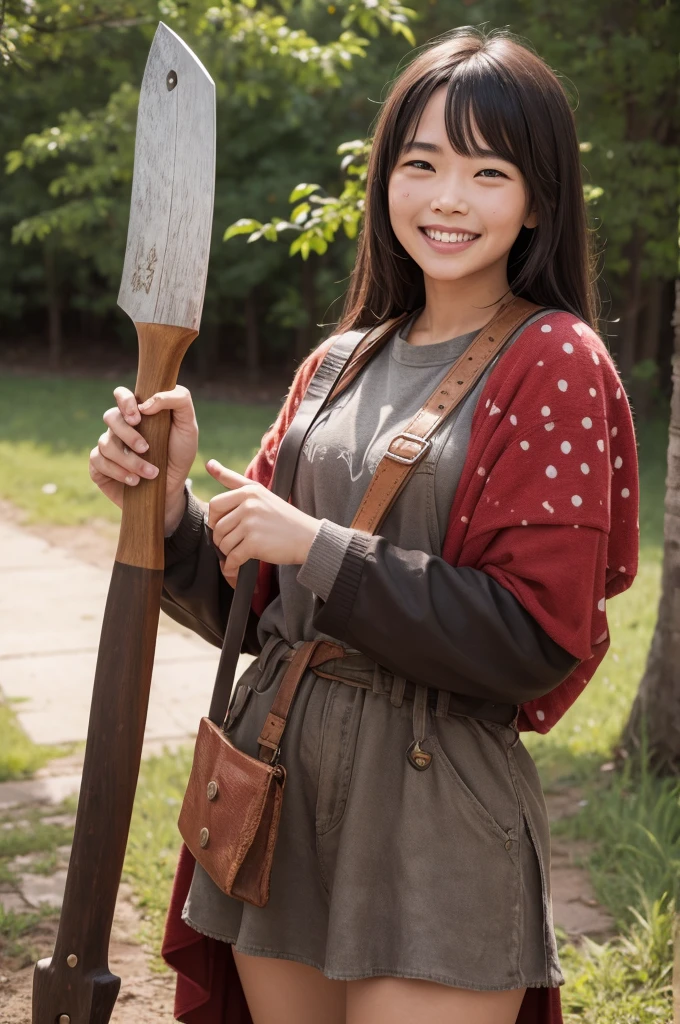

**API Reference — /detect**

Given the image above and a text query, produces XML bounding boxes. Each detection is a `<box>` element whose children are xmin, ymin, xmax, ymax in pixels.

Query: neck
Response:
<box><xmin>410</xmin><ymin>265</ymin><xmax>513</xmax><ymax>345</ymax></box>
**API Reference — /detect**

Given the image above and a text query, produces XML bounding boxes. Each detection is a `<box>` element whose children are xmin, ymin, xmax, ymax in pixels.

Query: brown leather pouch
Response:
<box><xmin>178</xmin><ymin>716</ymin><xmax>286</xmax><ymax>907</ymax></box>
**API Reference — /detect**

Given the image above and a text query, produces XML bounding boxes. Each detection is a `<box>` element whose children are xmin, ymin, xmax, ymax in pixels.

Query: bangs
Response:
<box><xmin>397</xmin><ymin>55</ymin><xmax>530</xmax><ymax>175</ymax></box>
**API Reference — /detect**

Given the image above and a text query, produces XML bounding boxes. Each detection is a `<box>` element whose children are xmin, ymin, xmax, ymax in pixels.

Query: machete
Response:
<box><xmin>32</xmin><ymin>22</ymin><xmax>215</xmax><ymax>1024</ymax></box>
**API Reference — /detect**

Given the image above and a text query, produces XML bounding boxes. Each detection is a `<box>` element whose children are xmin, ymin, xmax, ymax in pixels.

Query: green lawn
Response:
<box><xmin>0</xmin><ymin>373</ymin><xmax>280</xmax><ymax>525</ymax></box>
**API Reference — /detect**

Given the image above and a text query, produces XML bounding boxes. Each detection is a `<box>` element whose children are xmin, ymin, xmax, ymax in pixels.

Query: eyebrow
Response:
<box><xmin>402</xmin><ymin>140</ymin><xmax>507</xmax><ymax>161</ymax></box>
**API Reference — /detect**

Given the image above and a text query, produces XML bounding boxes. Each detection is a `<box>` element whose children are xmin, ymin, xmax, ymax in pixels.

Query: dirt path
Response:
<box><xmin>0</xmin><ymin>883</ymin><xmax>176</xmax><ymax>1023</ymax></box>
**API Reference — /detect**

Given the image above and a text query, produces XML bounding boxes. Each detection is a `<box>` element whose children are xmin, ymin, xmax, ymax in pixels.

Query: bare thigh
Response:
<box><xmin>346</xmin><ymin>977</ymin><xmax>527</xmax><ymax>1024</ymax></box>
<box><xmin>232</xmin><ymin>947</ymin><xmax>346</xmax><ymax>1024</ymax></box>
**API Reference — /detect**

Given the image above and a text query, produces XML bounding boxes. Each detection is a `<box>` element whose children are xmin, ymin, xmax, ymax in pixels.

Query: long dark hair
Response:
<box><xmin>334</xmin><ymin>26</ymin><xmax>599</xmax><ymax>336</ymax></box>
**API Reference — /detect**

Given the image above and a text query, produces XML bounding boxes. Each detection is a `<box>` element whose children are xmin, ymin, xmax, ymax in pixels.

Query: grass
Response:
<box><xmin>122</xmin><ymin>746</ymin><xmax>195</xmax><ymax>967</ymax></box>
<box><xmin>559</xmin><ymin>892</ymin><xmax>674</xmax><ymax>1023</ymax></box>
<box><xmin>0</xmin><ymin>373</ymin><xmax>280</xmax><ymax>525</ymax></box>
<box><xmin>0</xmin><ymin>800</ymin><xmax>75</xmax><ymax>964</ymax></box>
<box><xmin>0</xmin><ymin>697</ymin><xmax>66</xmax><ymax>782</ymax></box>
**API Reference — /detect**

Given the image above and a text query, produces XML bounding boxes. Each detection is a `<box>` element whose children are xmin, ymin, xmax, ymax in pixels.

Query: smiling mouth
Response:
<box><xmin>419</xmin><ymin>227</ymin><xmax>481</xmax><ymax>243</ymax></box>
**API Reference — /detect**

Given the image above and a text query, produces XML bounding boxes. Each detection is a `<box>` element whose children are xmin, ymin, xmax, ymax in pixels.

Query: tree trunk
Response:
<box><xmin>622</xmin><ymin>278</ymin><xmax>680</xmax><ymax>775</ymax></box>
<box><xmin>195</xmin><ymin>321</ymin><xmax>218</xmax><ymax>382</ymax></box>
<box><xmin>294</xmin><ymin>258</ymin><xmax>318</xmax><ymax>366</ymax></box>
<box><xmin>615</xmin><ymin>233</ymin><xmax>645</xmax><ymax>385</ymax></box>
<box><xmin>44</xmin><ymin>242</ymin><xmax>63</xmax><ymax>372</ymax></box>
<box><xmin>244</xmin><ymin>288</ymin><xmax>260</xmax><ymax>388</ymax></box>
<box><xmin>629</xmin><ymin>279</ymin><xmax>664</xmax><ymax>420</ymax></box>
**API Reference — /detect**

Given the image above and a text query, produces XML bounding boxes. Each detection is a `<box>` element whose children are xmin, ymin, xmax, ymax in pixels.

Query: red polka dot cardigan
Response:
<box><xmin>248</xmin><ymin>308</ymin><xmax>640</xmax><ymax>735</ymax></box>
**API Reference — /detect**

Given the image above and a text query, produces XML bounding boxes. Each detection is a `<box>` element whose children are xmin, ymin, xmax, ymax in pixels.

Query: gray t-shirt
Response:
<box><xmin>256</xmin><ymin>307</ymin><xmax>551</xmax><ymax>650</ymax></box>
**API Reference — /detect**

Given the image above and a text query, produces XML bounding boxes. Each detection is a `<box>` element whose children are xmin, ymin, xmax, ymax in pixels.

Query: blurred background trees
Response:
<box><xmin>1</xmin><ymin>0</ymin><xmax>678</xmax><ymax>411</ymax></box>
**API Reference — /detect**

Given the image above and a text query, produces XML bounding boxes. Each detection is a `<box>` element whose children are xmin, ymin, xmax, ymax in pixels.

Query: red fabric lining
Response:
<box><xmin>162</xmin><ymin>310</ymin><xmax>639</xmax><ymax>1023</ymax></box>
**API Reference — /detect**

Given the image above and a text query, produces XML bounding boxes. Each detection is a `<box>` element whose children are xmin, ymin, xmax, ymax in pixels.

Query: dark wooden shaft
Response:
<box><xmin>32</xmin><ymin>321</ymin><xmax>197</xmax><ymax>1023</ymax></box>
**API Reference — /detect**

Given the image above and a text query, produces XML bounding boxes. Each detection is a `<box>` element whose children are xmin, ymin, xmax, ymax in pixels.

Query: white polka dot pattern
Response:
<box><xmin>546</xmin><ymin>465</ymin><xmax>557</xmax><ymax>478</ymax></box>
<box><xmin>561</xmin><ymin>441</ymin><xmax>571</xmax><ymax>454</ymax></box>
<box><xmin>558</xmin><ymin>379</ymin><xmax>568</xmax><ymax>392</ymax></box>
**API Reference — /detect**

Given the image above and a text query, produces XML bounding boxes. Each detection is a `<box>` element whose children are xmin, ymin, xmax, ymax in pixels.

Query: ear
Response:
<box><xmin>524</xmin><ymin>209</ymin><xmax>538</xmax><ymax>230</ymax></box>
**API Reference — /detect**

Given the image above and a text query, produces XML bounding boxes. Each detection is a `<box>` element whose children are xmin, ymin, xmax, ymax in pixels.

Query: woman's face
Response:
<box><xmin>387</xmin><ymin>86</ymin><xmax>537</xmax><ymax>286</ymax></box>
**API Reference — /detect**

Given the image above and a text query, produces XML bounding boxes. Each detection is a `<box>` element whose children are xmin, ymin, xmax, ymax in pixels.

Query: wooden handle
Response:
<box><xmin>116</xmin><ymin>321</ymin><xmax>197</xmax><ymax>570</ymax></box>
<box><xmin>32</xmin><ymin>320</ymin><xmax>197</xmax><ymax>1023</ymax></box>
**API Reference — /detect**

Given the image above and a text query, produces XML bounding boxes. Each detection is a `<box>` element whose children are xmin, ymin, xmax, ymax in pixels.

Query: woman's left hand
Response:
<box><xmin>205</xmin><ymin>459</ymin><xmax>322</xmax><ymax>588</ymax></box>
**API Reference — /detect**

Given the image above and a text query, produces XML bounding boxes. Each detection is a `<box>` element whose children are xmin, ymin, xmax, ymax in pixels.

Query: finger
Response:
<box><xmin>113</xmin><ymin>386</ymin><xmax>142</xmax><ymax>426</ymax></box>
<box><xmin>102</xmin><ymin>406</ymin><xmax>150</xmax><ymax>454</ymax></box>
<box><xmin>206</xmin><ymin>459</ymin><xmax>250</xmax><ymax>489</ymax></box>
<box><xmin>212</xmin><ymin>508</ymin><xmax>245</xmax><ymax>553</ymax></box>
<box><xmin>90</xmin><ymin>444</ymin><xmax>142</xmax><ymax>487</ymax></box>
<box><xmin>206</xmin><ymin>490</ymin><xmax>242</xmax><ymax>531</ymax></box>
<box><xmin>97</xmin><ymin>431</ymin><xmax>159</xmax><ymax>481</ymax></box>
<box><xmin>219</xmin><ymin>529</ymin><xmax>249</xmax><ymax>575</ymax></box>
<box><xmin>137</xmin><ymin>384</ymin><xmax>194</xmax><ymax>418</ymax></box>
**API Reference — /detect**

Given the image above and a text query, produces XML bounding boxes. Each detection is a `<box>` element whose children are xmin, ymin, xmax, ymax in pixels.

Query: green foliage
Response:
<box><xmin>123</xmin><ymin>743</ymin><xmax>195</xmax><ymax>967</ymax></box>
<box><xmin>0</xmin><ymin>373</ymin><xmax>279</xmax><ymax>524</ymax></box>
<box><xmin>556</xmin><ymin>745</ymin><xmax>680</xmax><ymax>930</ymax></box>
<box><xmin>559</xmin><ymin>892</ymin><xmax>674</xmax><ymax>1023</ymax></box>
<box><xmin>0</xmin><ymin>698</ymin><xmax>65</xmax><ymax>781</ymax></box>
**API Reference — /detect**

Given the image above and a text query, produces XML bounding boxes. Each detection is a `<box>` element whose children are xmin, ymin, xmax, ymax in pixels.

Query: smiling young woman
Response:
<box><xmin>155</xmin><ymin>24</ymin><xmax>638</xmax><ymax>1024</ymax></box>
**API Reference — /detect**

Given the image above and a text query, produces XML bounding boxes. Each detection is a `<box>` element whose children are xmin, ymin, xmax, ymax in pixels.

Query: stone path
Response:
<box><xmin>0</xmin><ymin>515</ymin><xmax>256</xmax><ymax>751</ymax></box>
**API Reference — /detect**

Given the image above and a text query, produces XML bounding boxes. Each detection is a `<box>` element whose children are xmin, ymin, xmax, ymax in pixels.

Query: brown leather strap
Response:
<box><xmin>256</xmin><ymin>295</ymin><xmax>543</xmax><ymax>761</ymax></box>
<box><xmin>258</xmin><ymin>640</ymin><xmax>345</xmax><ymax>762</ymax></box>
<box><xmin>351</xmin><ymin>296</ymin><xmax>541</xmax><ymax>533</ymax></box>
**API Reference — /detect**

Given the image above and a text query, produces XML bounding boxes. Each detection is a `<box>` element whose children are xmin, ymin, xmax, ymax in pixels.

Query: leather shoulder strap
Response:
<box><xmin>350</xmin><ymin>296</ymin><xmax>543</xmax><ymax>534</ymax></box>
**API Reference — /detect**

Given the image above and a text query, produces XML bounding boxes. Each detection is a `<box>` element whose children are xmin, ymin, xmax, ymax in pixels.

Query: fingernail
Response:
<box><xmin>139</xmin><ymin>398</ymin><xmax>154</xmax><ymax>410</ymax></box>
<box><xmin>125</xmin><ymin>474</ymin><xmax>138</xmax><ymax>485</ymax></box>
<box><xmin>135</xmin><ymin>440</ymin><xmax>149</xmax><ymax>453</ymax></box>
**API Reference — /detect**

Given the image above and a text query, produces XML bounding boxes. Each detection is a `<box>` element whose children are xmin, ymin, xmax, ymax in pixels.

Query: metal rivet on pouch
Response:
<box><xmin>199</xmin><ymin>827</ymin><xmax>210</xmax><ymax>848</ymax></box>
<box><xmin>207</xmin><ymin>780</ymin><xmax>218</xmax><ymax>800</ymax></box>
<box><xmin>59</xmin><ymin>1017</ymin><xmax>71</xmax><ymax>1024</ymax></box>
<box><xmin>505</xmin><ymin>839</ymin><xmax>513</xmax><ymax>851</ymax></box>
<box><xmin>66</xmin><ymin>953</ymin><xmax>78</xmax><ymax>968</ymax></box>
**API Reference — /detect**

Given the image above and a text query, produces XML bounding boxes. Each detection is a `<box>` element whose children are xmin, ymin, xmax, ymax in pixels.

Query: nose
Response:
<box><xmin>431</xmin><ymin>181</ymin><xmax>469</xmax><ymax>216</ymax></box>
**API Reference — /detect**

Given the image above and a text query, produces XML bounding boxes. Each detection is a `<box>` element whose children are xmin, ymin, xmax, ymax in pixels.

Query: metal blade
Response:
<box><xmin>117</xmin><ymin>22</ymin><xmax>215</xmax><ymax>331</ymax></box>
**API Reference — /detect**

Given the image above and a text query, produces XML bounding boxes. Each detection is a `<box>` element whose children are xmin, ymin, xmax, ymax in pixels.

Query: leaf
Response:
<box><xmin>288</xmin><ymin>183</ymin><xmax>321</xmax><ymax>203</ymax></box>
<box><xmin>223</xmin><ymin>218</ymin><xmax>263</xmax><ymax>241</ymax></box>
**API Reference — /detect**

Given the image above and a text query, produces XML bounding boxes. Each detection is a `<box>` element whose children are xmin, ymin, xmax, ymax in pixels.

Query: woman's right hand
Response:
<box><xmin>89</xmin><ymin>384</ymin><xmax>199</xmax><ymax>532</ymax></box>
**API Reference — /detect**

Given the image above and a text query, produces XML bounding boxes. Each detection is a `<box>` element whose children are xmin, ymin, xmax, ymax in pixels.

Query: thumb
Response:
<box><xmin>206</xmin><ymin>459</ymin><xmax>249</xmax><ymax>489</ymax></box>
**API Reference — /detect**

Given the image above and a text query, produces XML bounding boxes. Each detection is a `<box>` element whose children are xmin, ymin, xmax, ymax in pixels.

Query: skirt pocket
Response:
<box><xmin>426</xmin><ymin>709</ymin><xmax>520</xmax><ymax>851</ymax></box>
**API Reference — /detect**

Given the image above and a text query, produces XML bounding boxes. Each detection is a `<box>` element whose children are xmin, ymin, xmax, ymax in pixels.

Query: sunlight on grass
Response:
<box><xmin>0</xmin><ymin>699</ymin><xmax>66</xmax><ymax>782</ymax></box>
<box><xmin>0</xmin><ymin>375</ymin><xmax>280</xmax><ymax>526</ymax></box>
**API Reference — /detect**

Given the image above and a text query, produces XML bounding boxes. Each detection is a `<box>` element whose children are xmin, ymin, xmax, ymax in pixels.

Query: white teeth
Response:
<box><xmin>424</xmin><ymin>229</ymin><xmax>478</xmax><ymax>243</ymax></box>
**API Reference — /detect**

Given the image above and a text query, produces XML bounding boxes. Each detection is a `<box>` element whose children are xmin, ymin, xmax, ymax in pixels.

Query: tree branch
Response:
<box><xmin>31</xmin><ymin>15</ymin><xmax>155</xmax><ymax>34</ymax></box>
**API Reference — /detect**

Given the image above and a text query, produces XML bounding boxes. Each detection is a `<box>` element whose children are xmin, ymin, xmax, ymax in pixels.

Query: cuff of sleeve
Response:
<box><xmin>296</xmin><ymin>518</ymin><xmax>357</xmax><ymax>601</ymax></box>
<box><xmin>164</xmin><ymin>488</ymin><xmax>207</xmax><ymax>567</ymax></box>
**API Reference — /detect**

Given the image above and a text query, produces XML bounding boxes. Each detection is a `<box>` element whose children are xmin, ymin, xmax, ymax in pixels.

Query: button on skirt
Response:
<box><xmin>181</xmin><ymin>634</ymin><xmax>565</xmax><ymax>993</ymax></box>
